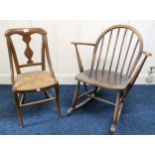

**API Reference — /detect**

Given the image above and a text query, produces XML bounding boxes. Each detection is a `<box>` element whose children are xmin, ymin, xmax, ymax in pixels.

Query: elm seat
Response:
<box><xmin>13</xmin><ymin>71</ymin><xmax>58</xmax><ymax>91</ymax></box>
<box><xmin>76</xmin><ymin>70</ymin><xmax>129</xmax><ymax>90</ymax></box>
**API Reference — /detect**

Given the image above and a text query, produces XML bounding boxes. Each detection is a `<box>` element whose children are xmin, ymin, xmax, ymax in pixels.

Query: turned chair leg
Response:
<box><xmin>110</xmin><ymin>92</ymin><xmax>122</xmax><ymax>132</ymax></box>
<box><xmin>54</xmin><ymin>85</ymin><xmax>61</xmax><ymax>118</ymax></box>
<box><xmin>13</xmin><ymin>92</ymin><xmax>24</xmax><ymax>128</ymax></box>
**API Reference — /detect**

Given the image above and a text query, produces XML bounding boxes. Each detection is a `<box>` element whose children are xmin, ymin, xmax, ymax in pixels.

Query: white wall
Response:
<box><xmin>0</xmin><ymin>20</ymin><xmax>155</xmax><ymax>84</ymax></box>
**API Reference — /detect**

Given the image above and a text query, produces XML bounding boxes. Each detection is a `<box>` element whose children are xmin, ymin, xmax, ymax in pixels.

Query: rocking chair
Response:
<box><xmin>68</xmin><ymin>24</ymin><xmax>151</xmax><ymax>132</ymax></box>
<box><xmin>5</xmin><ymin>28</ymin><xmax>61</xmax><ymax>128</ymax></box>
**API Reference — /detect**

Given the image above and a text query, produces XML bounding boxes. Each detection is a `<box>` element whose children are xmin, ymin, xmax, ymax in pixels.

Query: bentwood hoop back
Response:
<box><xmin>68</xmin><ymin>24</ymin><xmax>151</xmax><ymax>132</ymax></box>
<box><xmin>5</xmin><ymin>28</ymin><xmax>61</xmax><ymax>128</ymax></box>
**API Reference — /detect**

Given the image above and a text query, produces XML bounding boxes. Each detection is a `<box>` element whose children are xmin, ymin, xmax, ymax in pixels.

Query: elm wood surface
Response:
<box><xmin>76</xmin><ymin>70</ymin><xmax>129</xmax><ymax>90</ymax></box>
<box><xmin>5</xmin><ymin>28</ymin><xmax>61</xmax><ymax>128</ymax></box>
<box><xmin>68</xmin><ymin>24</ymin><xmax>151</xmax><ymax>132</ymax></box>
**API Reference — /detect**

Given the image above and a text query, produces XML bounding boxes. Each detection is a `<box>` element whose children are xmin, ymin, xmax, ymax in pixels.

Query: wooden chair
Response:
<box><xmin>5</xmin><ymin>28</ymin><xmax>61</xmax><ymax>128</ymax></box>
<box><xmin>68</xmin><ymin>24</ymin><xmax>151</xmax><ymax>132</ymax></box>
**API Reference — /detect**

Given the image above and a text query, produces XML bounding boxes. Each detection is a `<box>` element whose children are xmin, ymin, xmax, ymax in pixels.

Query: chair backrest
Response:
<box><xmin>5</xmin><ymin>28</ymin><xmax>55</xmax><ymax>78</ymax></box>
<box><xmin>90</xmin><ymin>24</ymin><xmax>143</xmax><ymax>78</ymax></box>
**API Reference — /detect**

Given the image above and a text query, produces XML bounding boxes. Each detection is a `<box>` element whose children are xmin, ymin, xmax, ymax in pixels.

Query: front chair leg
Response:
<box><xmin>54</xmin><ymin>84</ymin><xmax>61</xmax><ymax>118</ymax></box>
<box><xmin>72</xmin><ymin>81</ymin><xmax>80</xmax><ymax>107</ymax></box>
<box><xmin>110</xmin><ymin>92</ymin><xmax>122</xmax><ymax>132</ymax></box>
<box><xmin>13</xmin><ymin>92</ymin><xmax>24</xmax><ymax>128</ymax></box>
<box><xmin>68</xmin><ymin>81</ymin><xmax>80</xmax><ymax>113</ymax></box>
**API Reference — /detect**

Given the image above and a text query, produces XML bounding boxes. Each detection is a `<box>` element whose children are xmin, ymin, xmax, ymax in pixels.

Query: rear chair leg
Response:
<box><xmin>84</xmin><ymin>83</ymin><xmax>98</xmax><ymax>95</ymax></box>
<box><xmin>54</xmin><ymin>85</ymin><xmax>61</xmax><ymax>118</ymax></box>
<box><xmin>43</xmin><ymin>90</ymin><xmax>49</xmax><ymax>98</ymax></box>
<box><xmin>13</xmin><ymin>92</ymin><xmax>24</xmax><ymax>128</ymax></box>
<box><xmin>83</xmin><ymin>82</ymin><xmax>88</xmax><ymax>91</ymax></box>
<box><xmin>94</xmin><ymin>86</ymin><xmax>98</xmax><ymax>95</ymax></box>
<box><xmin>68</xmin><ymin>82</ymin><xmax>99</xmax><ymax>114</ymax></box>
<box><xmin>110</xmin><ymin>92</ymin><xmax>122</xmax><ymax>132</ymax></box>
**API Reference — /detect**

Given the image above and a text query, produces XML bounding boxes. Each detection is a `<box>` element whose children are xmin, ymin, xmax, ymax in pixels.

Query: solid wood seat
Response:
<box><xmin>13</xmin><ymin>71</ymin><xmax>58</xmax><ymax>92</ymax></box>
<box><xmin>76</xmin><ymin>70</ymin><xmax>129</xmax><ymax>90</ymax></box>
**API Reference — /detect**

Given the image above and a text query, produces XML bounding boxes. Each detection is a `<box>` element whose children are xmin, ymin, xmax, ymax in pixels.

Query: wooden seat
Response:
<box><xmin>68</xmin><ymin>24</ymin><xmax>151</xmax><ymax>132</ymax></box>
<box><xmin>5</xmin><ymin>28</ymin><xmax>61</xmax><ymax>128</ymax></box>
<box><xmin>76</xmin><ymin>70</ymin><xmax>129</xmax><ymax>90</ymax></box>
<box><xmin>13</xmin><ymin>71</ymin><xmax>58</xmax><ymax>91</ymax></box>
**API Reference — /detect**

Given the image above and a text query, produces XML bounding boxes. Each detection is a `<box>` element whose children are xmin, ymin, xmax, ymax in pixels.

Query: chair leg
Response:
<box><xmin>43</xmin><ymin>90</ymin><xmax>49</xmax><ymax>98</ymax></box>
<box><xmin>68</xmin><ymin>82</ymin><xmax>100</xmax><ymax>114</ymax></box>
<box><xmin>83</xmin><ymin>82</ymin><xmax>88</xmax><ymax>91</ymax></box>
<box><xmin>23</xmin><ymin>92</ymin><xmax>25</xmax><ymax>102</ymax></box>
<box><xmin>94</xmin><ymin>86</ymin><xmax>98</xmax><ymax>95</ymax></box>
<box><xmin>72</xmin><ymin>81</ymin><xmax>81</xmax><ymax>107</ymax></box>
<box><xmin>83</xmin><ymin>83</ymin><xmax>98</xmax><ymax>95</ymax></box>
<box><xmin>67</xmin><ymin>81</ymin><xmax>80</xmax><ymax>113</ymax></box>
<box><xmin>110</xmin><ymin>92</ymin><xmax>122</xmax><ymax>132</ymax></box>
<box><xmin>13</xmin><ymin>92</ymin><xmax>24</xmax><ymax>128</ymax></box>
<box><xmin>54</xmin><ymin>84</ymin><xmax>61</xmax><ymax>118</ymax></box>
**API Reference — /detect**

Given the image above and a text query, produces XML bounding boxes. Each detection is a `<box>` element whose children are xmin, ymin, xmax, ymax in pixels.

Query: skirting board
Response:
<box><xmin>0</xmin><ymin>73</ymin><xmax>154</xmax><ymax>85</ymax></box>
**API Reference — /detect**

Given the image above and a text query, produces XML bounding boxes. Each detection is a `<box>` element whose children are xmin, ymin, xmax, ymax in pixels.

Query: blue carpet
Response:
<box><xmin>0</xmin><ymin>84</ymin><xmax>155</xmax><ymax>135</ymax></box>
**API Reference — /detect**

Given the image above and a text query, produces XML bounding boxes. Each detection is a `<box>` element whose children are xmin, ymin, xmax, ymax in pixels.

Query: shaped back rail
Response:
<box><xmin>5</xmin><ymin>28</ymin><xmax>55</xmax><ymax>83</ymax></box>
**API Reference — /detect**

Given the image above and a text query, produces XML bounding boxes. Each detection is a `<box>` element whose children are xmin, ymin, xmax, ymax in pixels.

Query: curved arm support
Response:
<box><xmin>71</xmin><ymin>41</ymin><xmax>96</xmax><ymax>72</ymax></box>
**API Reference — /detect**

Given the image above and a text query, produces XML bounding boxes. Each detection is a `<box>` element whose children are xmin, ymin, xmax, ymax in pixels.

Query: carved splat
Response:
<box><xmin>22</xmin><ymin>35</ymin><xmax>33</xmax><ymax>64</ymax></box>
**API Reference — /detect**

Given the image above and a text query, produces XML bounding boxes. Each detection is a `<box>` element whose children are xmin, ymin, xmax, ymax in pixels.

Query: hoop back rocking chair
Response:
<box><xmin>68</xmin><ymin>24</ymin><xmax>151</xmax><ymax>132</ymax></box>
<box><xmin>5</xmin><ymin>28</ymin><xmax>61</xmax><ymax>128</ymax></box>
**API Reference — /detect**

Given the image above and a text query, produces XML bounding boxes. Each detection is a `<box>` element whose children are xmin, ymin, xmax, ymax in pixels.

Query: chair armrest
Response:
<box><xmin>142</xmin><ymin>51</ymin><xmax>152</xmax><ymax>57</ymax></box>
<box><xmin>71</xmin><ymin>41</ymin><xmax>96</xmax><ymax>72</ymax></box>
<box><xmin>71</xmin><ymin>41</ymin><xmax>96</xmax><ymax>46</ymax></box>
